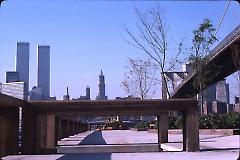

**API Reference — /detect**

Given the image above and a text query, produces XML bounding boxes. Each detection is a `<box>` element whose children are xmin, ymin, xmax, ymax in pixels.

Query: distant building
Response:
<box><xmin>86</xmin><ymin>86</ymin><xmax>90</xmax><ymax>100</ymax></box>
<box><xmin>38</xmin><ymin>45</ymin><xmax>50</xmax><ymax>99</ymax></box>
<box><xmin>73</xmin><ymin>86</ymin><xmax>91</xmax><ymax>100</ymax></box>
<box><xmin>6</xmin><ymin>71</ymin><xmax>19</xmax><ymax>83</ymax></box>
<box><xmin>96</xmin><ymin>70</ymin><xmax>107</xmax><ymax>100</ymax></box>
<box><xmin>115</xmin><ymin>95</ymin><xmax>141</xmax><ymax>100</ymax></box>
<box><xmin>48</xmin><ymin>96</ymin><xmax>57</xmax><ymax>101</ymax></box>
<box><xmin>16</xmin><ymin>42</ymin><xmax>30</xmax><ymax>92</ymax></box>
<box><xmin>63</xmin><ymin>87</ymin><xmax>70</xmax><ymax>100</ymax></box>
<box><xmin>29</xmin><ymin>86</ymin><xmax>43</xmax><ymax>101</ymax></box>
<box><xmin>1</xmin><ymin>81</ymin><xmax>28</xmax><ymax>100</ymax></box>
<box><xmin>182</xmin><ymin>63</ymin><xmax>193</xmax><ymax>75</ymax></box>
<box><xmin>183</xmin><ymin>63</ymin><xmax>229</xmax><ymax>101</ymax></box>
<box><xmin>216</xmin><ymin>80</ymin><xmax>230</xmax><ymax>104</ymax></box>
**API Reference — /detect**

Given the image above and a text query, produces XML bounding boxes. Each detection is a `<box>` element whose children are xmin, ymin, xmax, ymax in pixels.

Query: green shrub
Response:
<box><xmin>199</xmin><ymin>113</ymin><xmax>240</xmax><ymax>129</ymax></box>
<box><xmin>134</xmin><ymin>121</ymin><xmax>148</xmax><ymax>129</ymax></box>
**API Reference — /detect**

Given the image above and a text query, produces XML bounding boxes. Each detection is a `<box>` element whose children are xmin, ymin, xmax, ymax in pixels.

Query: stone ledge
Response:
<box><xmin>57</xmin><ymin>144</ymin><xmax>160</xmax><ymax>153</ymax></box>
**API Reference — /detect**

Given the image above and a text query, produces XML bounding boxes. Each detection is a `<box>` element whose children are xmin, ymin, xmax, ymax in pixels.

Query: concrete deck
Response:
<box><xmin>2</xmin><ymin>151</ymin><xmax>239</xmax><ymax>160</ymax></box>
<box><xmin>2</xmin><ymin>130</ymin><xmax>240</xmax><ymax>160</ymax></box>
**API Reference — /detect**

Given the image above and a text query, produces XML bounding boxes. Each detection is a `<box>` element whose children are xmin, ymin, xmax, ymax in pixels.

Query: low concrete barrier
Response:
<box><xmin>57</xmin><ymin>144</ymin><xmax>160</xmax><ymax>153</ymax></box>
<box><xmin>147</xmin><ymin>129</ymin><xmax>235</xmax><ymax>136</ymax></box>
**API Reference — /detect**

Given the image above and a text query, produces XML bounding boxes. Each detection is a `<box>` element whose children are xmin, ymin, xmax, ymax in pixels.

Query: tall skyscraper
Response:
<box><xmin>37</xmin><ymin>45</ymin><xmax>50</xmax><ymax>98</ymax></box>
<box><xmin>16</xmin><ymin>42</ymin><xmax>29</xmax><ymax>92</ymax></box>
<box><xmin>96</xmin><ymin>70</ymin><xmax>107</xmax><ymax>100</ymax></box>
<box><xmin>86</xmin><ymin>86</ymin><xmax>90</xmax><ymax>100</ymax></box>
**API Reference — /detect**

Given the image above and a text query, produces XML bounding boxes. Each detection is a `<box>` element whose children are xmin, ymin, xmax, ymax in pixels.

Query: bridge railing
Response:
<box><xmin>171</xmin><ymin>25</ymin><xmax>240</xmax><ymax>98</ymax></box>
<box><xmin>208</xmin><ymin>25</ymin><xmax>240</xmax><ymax>60</ymax></box>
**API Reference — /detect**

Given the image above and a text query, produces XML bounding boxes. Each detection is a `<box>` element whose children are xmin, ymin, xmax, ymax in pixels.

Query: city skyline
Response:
<box><xmin>0</xmin><ymin>1</ymin><xmax>239</xmax><ymax>100</ymax></box>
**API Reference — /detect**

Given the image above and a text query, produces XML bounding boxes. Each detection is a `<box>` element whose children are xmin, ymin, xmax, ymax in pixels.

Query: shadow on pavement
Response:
<box><xmin>79</xmin><ymin>131</ymin><xmax>107</xmax><ymax>145</ymax></box>
<box><xmin>57</xmin><ymin>131</ymin><xmax>111</xmax><ymax>160</ymax></box>
<box><xmin>57</xmin><ymin>153</ymin><xmax>111</xmax><ymax>160</ymax></box>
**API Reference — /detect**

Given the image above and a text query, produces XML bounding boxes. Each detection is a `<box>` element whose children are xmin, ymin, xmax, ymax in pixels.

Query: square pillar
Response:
<box><xmin>0</xmin><ymin>107</ymin><xmax>19</xmax><ymax>157</ymax></box>
<box><xmin>156</xmin><ymin>115</ymin><xmax>163</xmax><ymax>151</ymax></box>
<box><xmin>61</xmin><ymin>119</ymin><xmax>70</xmax><ymax>138</ymax></box>
<box><xmin>36</xmin><ymin>114</ymin><xmax>55</xmax><ymax>154</ymax></box>
<box><xmin>55</xmin><ymin>117</ymin><xmax>62</xmax><ymax>141</ymax></box>
<box><xmin>183</xmin><ymin>107</ymin><xmax>199</xmax><ymax>152</ymax></box>
<box><xmin>159</xmin><ymin>112</ymin><xmax>168</xmax><ymax>143</ymax></box>
<box><xmin>21</xmin><ymin>105</ymin><xmax>36</xmax><ymax>154</ymax></box>
<box><xmin>69</xmin><ymin>121</ymin><xmax>74</xmax><ymax>136</ymax></box>
<box><xmin>77</xmin><ymin>122</ymin><xmax>80</xmax><ymax>133</ymax></box>
<box><xmin>74</xmin><ymin>122</ymin><xmax>78</xmax><ymax>134</ymax></box>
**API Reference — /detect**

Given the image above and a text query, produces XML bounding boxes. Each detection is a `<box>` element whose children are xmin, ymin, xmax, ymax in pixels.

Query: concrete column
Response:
<box><xmin>0</xmin><ymin>107</ymin><xmax>19</xmax><ymax>157</ymax></box>
<box><xmin>36</xmin><ymin>114</ymin><xmax>55</xmax><ymax>154</ymax></box>
<box><xmin>55</xmin><ymin>117</ymin><xmax>62</xmax><ymax>141</ymax></box>
<box><xmin>77</xmin><ymin>122</ymin><xmax>81</xmax><ymax>133</ymax></box>
<box><xmin>182</xmin><ymin>111</ymin><xmax>187</xmax><ymax>151</ymax></box>
<box><xmin>21</xmin><ymin>105</ymin><xmax>36</xmax><ymax>154</ymax></box>
<box><xmin>159</xmin><ymin>112</ymin><xmax>168</xmax><ymax>143</ymax></box>
<box><xmin>61</xmin><ymin>119</ymin><xmax>70</xmax><ymax>138</ymax></box>
<box><xmin>69</xmin><ymin>121</ymin><xmax>74</xmax><ymax>136</ymax></box>
<box><xmin>183</xmin><ymin>107</ymin><xmax>199</xmax><ymax>152</ymax></box>
<box><xmin>74</xmin><ymin>122</ymin><xmax>78</xmax><ymax>134</ymax></box>
<box><xmin>156</xmin><ymin>116</ymin><xmax>162</xmax><ymax>151</ymax></box>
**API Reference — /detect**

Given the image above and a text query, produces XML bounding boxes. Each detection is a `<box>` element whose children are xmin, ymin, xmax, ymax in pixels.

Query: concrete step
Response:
<box><xmin>57</xmin><ymin>144</ymin><xmax>161</xmax><ymax>153</ymax></box>
<box><xmin>58</xmin><ymin>131</ymin><xmax>95</xmax><ymax>146</ymax></box>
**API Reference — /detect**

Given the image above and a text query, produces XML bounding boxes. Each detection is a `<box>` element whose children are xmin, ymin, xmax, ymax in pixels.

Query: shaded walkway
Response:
<box><xmin>79</xmin><ymin>131</ymin><xmax>107</xmax><ymax>145</ymax></box>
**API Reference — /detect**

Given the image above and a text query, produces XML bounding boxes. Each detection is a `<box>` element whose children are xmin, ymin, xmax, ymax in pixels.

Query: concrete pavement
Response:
<box><xmin>3</xmin><ymin>130</ymin><xmax>240</xmax><ymax>160</ymax></box>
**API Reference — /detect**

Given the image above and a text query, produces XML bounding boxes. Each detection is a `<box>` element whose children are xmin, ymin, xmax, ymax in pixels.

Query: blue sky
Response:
<box><xmin>0</xmin><ymin>0</ymin><xmax>239</xmax><ymax>100</ymax></box>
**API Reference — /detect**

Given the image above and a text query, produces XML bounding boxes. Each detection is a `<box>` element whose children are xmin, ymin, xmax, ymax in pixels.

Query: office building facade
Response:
<box><xmin>1</xmin><ymin>82</ymin><xmax>28</xmax><ymax>100</ymax></box>
<box><xmin>29</xmin><ymin>86</ymin><xmax>43</xmax><ymax>101</ymax></box>
<box><xmin>37</xmin><ymin>45</ymin><xmax>50</xmax><ymax>99</ymax></box>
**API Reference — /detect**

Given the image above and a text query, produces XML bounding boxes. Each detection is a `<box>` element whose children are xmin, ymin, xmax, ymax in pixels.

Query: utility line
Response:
<box><xmin>215</xmin><ymin>0</ymin><xmax>231</xmax><ymax>37</ymax></box>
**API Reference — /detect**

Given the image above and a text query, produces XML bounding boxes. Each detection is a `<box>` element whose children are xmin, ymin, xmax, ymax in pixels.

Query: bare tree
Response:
<box><xmin>122</xmin><ymin>58</ymin><xmax>158</xmax><ymax>99</ymax></box>
<box><xmin>124</xmin><ymin>7</ymin><xmax>183</xmax><ymax>98</ymax></box>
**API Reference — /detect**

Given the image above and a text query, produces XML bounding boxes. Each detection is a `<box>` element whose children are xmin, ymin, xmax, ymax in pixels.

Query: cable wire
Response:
<box><xmin>215</xmin><ymin>0</ymin><xmax>231</xmax><ymax>37</ymax></box>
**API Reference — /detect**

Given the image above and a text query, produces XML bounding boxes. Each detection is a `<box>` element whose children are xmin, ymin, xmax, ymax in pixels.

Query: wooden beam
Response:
<box><xmin>29</xmin><ymin>99</ymin><xmax>197</xmax><ymax>116</ymax></box>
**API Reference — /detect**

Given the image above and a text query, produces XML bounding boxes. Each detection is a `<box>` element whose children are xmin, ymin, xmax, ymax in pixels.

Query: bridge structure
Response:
<box><xmin>0</xmin><ymin>94</ymin><xmax>199</xmax><ymax>157</ymax></box>
<box><xmin>171</xmin><ymin>25</ymin><xmax>240</xmax><ymax>98</ymax></box>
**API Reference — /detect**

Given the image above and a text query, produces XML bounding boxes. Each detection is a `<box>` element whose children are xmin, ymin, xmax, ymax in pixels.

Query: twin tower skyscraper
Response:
<box><xmin>16</xmin><ymin>42</ymin><xmax>50</xmax><ymax>99</ymax></box>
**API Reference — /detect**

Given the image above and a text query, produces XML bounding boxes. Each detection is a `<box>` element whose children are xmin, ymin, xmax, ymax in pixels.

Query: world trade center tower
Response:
<box><xmin>16</xmin><ymin>42</ymin><xmax>29</xmax><ymax>92</ymax></box>
<box><xmin>37</xmin><ymin>45</ymin><xmax>50</xmax><ymax>99</ymax></box>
